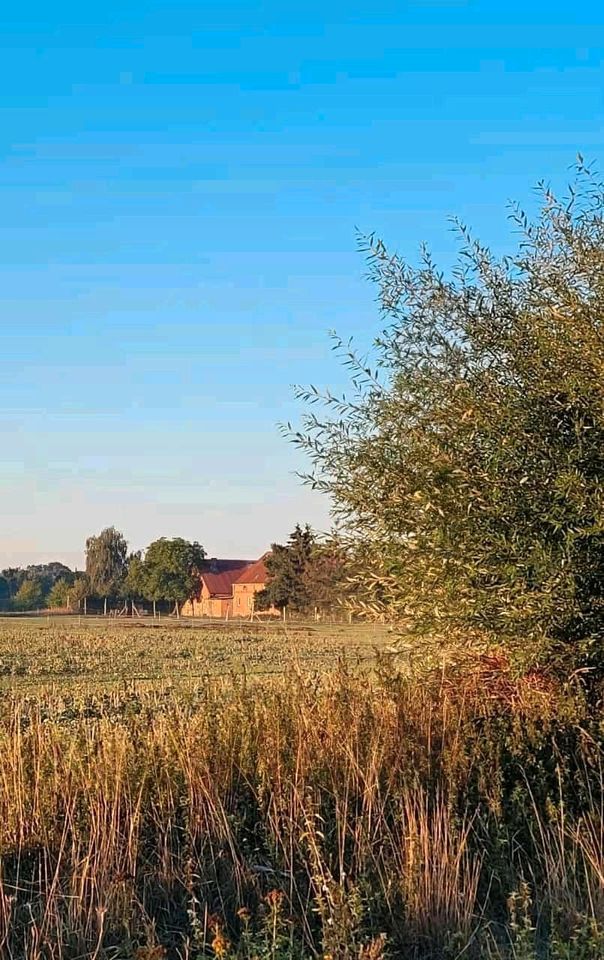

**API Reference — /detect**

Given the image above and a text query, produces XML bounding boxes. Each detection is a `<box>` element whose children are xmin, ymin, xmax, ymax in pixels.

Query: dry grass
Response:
<box><xmin>0</xmin><ymin>621</ymin><xmax>601</xmax><ymax>958</ymax></box>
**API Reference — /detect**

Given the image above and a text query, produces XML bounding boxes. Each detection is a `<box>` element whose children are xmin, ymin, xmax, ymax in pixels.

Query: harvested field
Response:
<box><xmin>0</xmin><ymin>616</ymin><xmax>390</xmax><ymax>691</ymax></box>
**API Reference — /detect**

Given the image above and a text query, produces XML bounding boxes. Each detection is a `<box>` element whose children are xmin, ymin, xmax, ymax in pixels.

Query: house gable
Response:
<box><xmin>182</xmin><ymin>555</ymin><xmax>277</xmax><ymax>618</ymax></box>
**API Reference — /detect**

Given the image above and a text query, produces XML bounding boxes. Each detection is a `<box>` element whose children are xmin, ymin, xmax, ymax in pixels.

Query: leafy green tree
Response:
<box><xmin>28</xmin><ymin>562</ymin><xmax>73</xmax><ymax>594</ymax></box>
<box><xmin>1</xmin><ymin>563</ymin><xmax>72</xmax><ymax>599</ymax></box>
<box><xmin>124</xmin><ymin>553</ymin><xmax>147</xmax><ymax>601</ymax></box>
<box><xmin>258</xmin><ymin>524</ymin><xmax>316</xmax><ymax>613</ymax></box>
<box><xmin>47</xmin><ymin>578</ymin><xmax>72</xmax><ymax>608</ymax></box>
<box><xmin>69</xmin><ymin>576</ymin><xmax>89</xmax><ymax>613</ymax></box>
<box><xmin>142</xmin><ymin>538</ymin><xmax>206</xmax><ymax>616</ymax></box>
<box><xmin>293</xmin><ymin>165</ymin><xmax>604</xmax><ymax>673</ymax></box>
<box><xmin>0</xmin><ymin>568</ymin><xmax>21</xmax><ymax>598</ymax></box>
<box><xmin>85</xmin><ymin>527</ymin><xmax>128</xmax><ymax>615</ymax></box>
<box><xmin>13</xmin><ymin>578</ymin><xmax>45</xmax><ymax>611</ymax></box>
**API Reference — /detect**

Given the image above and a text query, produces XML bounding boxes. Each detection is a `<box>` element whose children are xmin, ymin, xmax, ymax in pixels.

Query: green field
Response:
<box><xmin>0</xmin><ymin>615</ymin><xmax>390</xmax><ymax>690</ymax></box>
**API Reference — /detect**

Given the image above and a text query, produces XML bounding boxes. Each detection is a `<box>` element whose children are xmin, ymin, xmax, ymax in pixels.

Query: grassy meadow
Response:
<box><xmin>0</xmin><ymin>617</ymin><xmax>601</xmax><ymax>960</ymax></box>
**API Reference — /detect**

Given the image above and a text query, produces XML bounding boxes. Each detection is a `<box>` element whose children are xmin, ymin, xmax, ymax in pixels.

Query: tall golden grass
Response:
<box><xmin>0</xmin><ymin>664</ymin><xmax>601</xmax><ymax>958</ymax></box>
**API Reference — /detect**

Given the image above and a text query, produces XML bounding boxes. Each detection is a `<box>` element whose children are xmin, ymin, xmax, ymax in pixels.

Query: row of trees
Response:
<box><xmin>292</xmin><ymin>163</ymin><xmax>604</xmax><ymax>675</ymax></box>
<box><xmin>1</xmin><ymin>531</ymin><xmax>207</xmax><ymax>615</ymax></box>
<box><xmin>84</xmin><ymin>529</ymin><xmax>206</xmax><ymax>615</ymax></box>
<box><xmin>0</xmin><ymin>563</ymin><xmax>75</xmax><ymax>611</ymax></box>
<box><xmin>1</xmin><ymin>526</ymin><xmax>352</xmax><ymax>616</ymax></box>
<box><xmin>123</xmin><ymin>537</ymin><xmax>206</xmax><ymax>616</ymax></box>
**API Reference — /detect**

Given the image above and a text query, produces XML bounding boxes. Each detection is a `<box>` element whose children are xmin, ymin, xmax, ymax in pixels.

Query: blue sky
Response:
<box><xmin>1</xmin><ymin>1</ymin><xmax>603</xmax><ymax>567</ymax></box>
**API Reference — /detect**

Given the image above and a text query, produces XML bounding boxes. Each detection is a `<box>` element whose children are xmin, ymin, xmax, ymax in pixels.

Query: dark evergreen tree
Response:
<box><xmin>258</xmin><ymin>524</ymin><xmax>316</xmax><ymax>612</ymax></box>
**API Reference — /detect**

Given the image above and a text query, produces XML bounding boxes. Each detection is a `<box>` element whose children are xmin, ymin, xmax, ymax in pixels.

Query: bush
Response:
<box><xmin>293</xmin><ymin>164</ymin><xmax>604</xmax><ymax>675</ymax></box>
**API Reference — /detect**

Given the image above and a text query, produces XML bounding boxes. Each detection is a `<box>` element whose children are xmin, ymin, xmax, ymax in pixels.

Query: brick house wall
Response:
<box><xmin>232</xmin><ymin>580</ymin><xmax>265</xmax><ymax>616</ymax></box>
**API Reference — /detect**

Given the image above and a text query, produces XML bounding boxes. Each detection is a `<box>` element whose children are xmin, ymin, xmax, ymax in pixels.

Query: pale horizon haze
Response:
<box><xmin>1</xmin><ymin>1</ymin><xmax>603</xmax><ymax>568</ymax></box>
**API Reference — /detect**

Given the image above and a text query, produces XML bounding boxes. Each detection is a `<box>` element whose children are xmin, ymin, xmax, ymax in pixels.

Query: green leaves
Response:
<box><xmin>293</xmin><ymin>167</ymin><xmax>604</xmax><ymax>673</ymax></box>
<box><xmin>13</xmin><ymin>578</ymin><xmax>45</xmax><ymax>611</ymax></box>
<box><xmin>259</xmin><ymin>524</ymin><xmax>316</xmax><ymax>612</ymax></box>
<box><xmin>142</xmin><ymin>538</ymin><xmax>206</xmax><ymax>606</ymax></box>
<box><xmin>85</xmin><ymin>527</ymin><xmax>128</xmax><ymax>600</ymax></box>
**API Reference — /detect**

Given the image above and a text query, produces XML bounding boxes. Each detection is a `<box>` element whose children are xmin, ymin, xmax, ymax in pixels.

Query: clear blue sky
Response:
<box><xmin>1</xmin><ymin>1</ymin><xmax>603</xmax><ymax>567</ymax></box>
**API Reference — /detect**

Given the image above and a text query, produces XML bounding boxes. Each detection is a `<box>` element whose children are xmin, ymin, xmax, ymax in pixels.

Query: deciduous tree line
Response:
<box><xmin>1</xmin><ymin>532</ymin><xmax>206</xmax><ymax>615</ymax></box>
<box><xmin>0</xmin><ymin>563</ymin><xmax>74</xmax><ymax>611</ymax></box>
<box><xmin>1</xmin><ymin>525</ymin><xmax>353</xmax><ymax>616</ymax></box>
<box><xmin>82</xmin><ymin>530</ymin><xmax>207</xmax><ymax>615</ymax></box>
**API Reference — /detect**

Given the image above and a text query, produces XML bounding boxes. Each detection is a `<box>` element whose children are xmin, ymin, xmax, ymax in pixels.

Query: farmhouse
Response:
<box><xmin>181</xmin><ymin>554</ymin><xmax>273</xmax><ymax>618</ymax></box>
<box><xmin>232</xmin><ymin>555</ymin><xmax>271</xmax><ymax>616</ymax></box>
<box><xmin>181</xmin><ymin>558</ymin><xmax>251</xmax><ymax>618</ymax></box>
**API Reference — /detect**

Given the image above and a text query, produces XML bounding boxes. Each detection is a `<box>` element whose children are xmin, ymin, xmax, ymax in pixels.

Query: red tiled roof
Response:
<box><xmin>234</xmin><ymin>556</ymin><xmax>269</xmax><ymax>586</ymax></box>
<box><xmin>200</xmin><ymin>559</ymin><xmax>253</xmax><ymax>597</ymax></box>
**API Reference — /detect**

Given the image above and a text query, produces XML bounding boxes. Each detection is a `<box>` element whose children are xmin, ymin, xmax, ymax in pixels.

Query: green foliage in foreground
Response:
<box><xmin>293</xmin><ymin>165</ymin><xmax>604</xmax><ymax>673</ymax></box>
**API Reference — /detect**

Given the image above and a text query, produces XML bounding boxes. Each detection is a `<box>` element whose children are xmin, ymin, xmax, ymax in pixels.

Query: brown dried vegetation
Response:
<box><xmin>0</xmin><ymin>630</ymin><xmax>600</xmax><ymax>959</ymax></box>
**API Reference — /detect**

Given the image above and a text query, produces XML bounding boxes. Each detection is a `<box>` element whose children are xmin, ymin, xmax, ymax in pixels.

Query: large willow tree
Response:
<box><xmin>293</xmin><ymin>165</ymin><xmax>604</xmax><ymax>670</ymax></box>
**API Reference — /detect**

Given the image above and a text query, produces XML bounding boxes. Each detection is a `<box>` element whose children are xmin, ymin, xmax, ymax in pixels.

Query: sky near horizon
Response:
<box><xmin>1</xmin><ymin>1</ymin><xmax>603</xmax><ymax>568</ymax></box>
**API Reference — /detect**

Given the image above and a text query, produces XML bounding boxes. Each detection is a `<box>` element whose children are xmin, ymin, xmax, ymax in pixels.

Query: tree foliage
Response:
<box><xmin>85</xmin><ymin>528</ymin><xmax>128</xmax><ymax>601</ymax></box>
<box><xmin>293</xmin><ymin>165</ymin><xmax>604</xmax><ymax>669</ymax></box>
<box><xmin>142</xmin><ymin>538</ymin><xmax>206</xmax><ymax>611</ymax></box>
<box><xmin>1</xmin><ymin>563</ymin><xmax>73</xmax><ymax>601</ymax></box>
<box><xmin>0</xmin><ymin>569</ymin><xmax>21</xmax><ymax>599</ymax></box>
<box><xmin>68</xmin><ymin>576</ymin><xmax>89</xmax><ymax>612</ymax></box>
<box><xmin>258</xmin><ymin>525</ymin><xmax>350</xmax><ymax>614</ymax></box>
<box><xmin>300</xmin><ymin>539</ymin><xmax>352</xmax><ymax>613</ymax></box>
<box><xmin>123</xmin><ymin>553</ymin><xmax>147</xmax><ymax>601</ymax></box>
<box><xmin>47</xmin><ymin>578</ymin><xmax>72</xmax><ymax>609</ymax></box>
<box><xmin>13</xmin><ymin>578</ymin><xmax>45</xmax><ymax>611</ymax></box>
<box><xmin>258</xmin><ymin>524</ymin><xmax>316</xmax><ymax>612</ymax></box>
